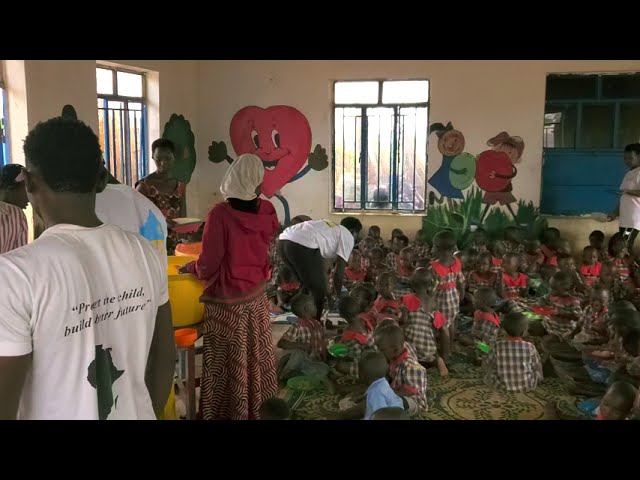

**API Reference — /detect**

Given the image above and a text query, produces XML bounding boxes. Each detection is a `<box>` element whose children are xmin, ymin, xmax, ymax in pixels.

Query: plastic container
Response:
<box><xmin>175</xmin><ymin>242</ymin><xmax>203</xmax><ymax>259</ymax></box>
<box><xmin>159</xmin><ymin>385</ymin><xmax>177</xmax><ymax>420</ymax></box>
<box><xmin>175</xmin><ymin>328</ymin><xmax>198</xmax><ymax>347</ymax></box>
<box><xmin>167</xmin><ymin>256</ymin><xmax>205</xmax><ymax>327</ymax></box>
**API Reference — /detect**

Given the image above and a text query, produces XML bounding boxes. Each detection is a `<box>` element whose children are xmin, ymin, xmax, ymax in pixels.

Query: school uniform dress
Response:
<box><xmin>374</xmin><ymin>296</ymin><xmax>401</xmax><ymax>318</ymax></box>
<box><xmin>340</xmin><ymin>330</ymin><xmax>377</xmax><ymax>377</ymax></box>
<box><xmin>388</xmin><ymin>348</ymin><xmax>429</xmax><ymax>415</ymax></box>
<box><xmin>386</xmin><ymin>252</ymin><xmax>403</xmax><ymax>275</ymax></box>
<box><xmin>400</xmin><ymin>295</ymin><xmax>445</xmax><ymax>363</ymax></box>
<box><xmin>278</xmin><ymin>318</ymin><xmax>330</xmax><ymax>384</ymax></box>
<box><xmin>541</xmin><ymin>245</ymin><xmax>558</xmax><ymax>266</ymax></box>
<box><xmin>429</xmin><ymin>257</ymin><xmax>465</xmax><ymax>328</ymax></box>
<box><xmin>502</xmin><ymin>272</ymin><xmax>528</xmax><ymax>300</ymax></box>
<box><xmin>490</xmin><ymin>257</ymin><xmax>504</xmax><ymax>276</ymax></box>
<box><xmin>466</xmin><ymin>271</ymin><xmax>500</xmax><ymax>295</ymax></box>
<box><xmin>471</xmin><ymin>310</ymin><xmax>501</xmax><ymax>345</ymax></box>
<box><xmin>611</xmin><ymin>256</ymin><xmax>632</xmax><ymax>285</ymax></box>
<box><xmin>580</xmin><ymin>263</ymin><xmax>602</xmax><ymax>290</ymax></box>
<box><xmin>483</xmin><ymin>337</ymin><xmax>543</xmax><ymax>392</ymax></box>
<box><xmin>572</xmin><ymin>305</ymin><xmax>609</xmax><ymax>345</ymax></box>
<box><xmin>364</xmin><ymin>377</ymin><xmax>404</xmax><ymax>420</ymax></box>
<box><xmin>522</xmin><ymin>252</ymin><xmax>545</xmax><ymax>273</ymax></box>
<box><xmin>344</xmin><ymin>267</ymin><xmax>366</xmax><ymax>291</ymax></box>
<box><xmin>542</xmin><ymin>294</ymin><xmax>583</xmax><ymax>340</ymax></box>
<box><xmin>394</xmin><ymin>265</ymin><xmax>415</xmax><ymax>298</ymax></box>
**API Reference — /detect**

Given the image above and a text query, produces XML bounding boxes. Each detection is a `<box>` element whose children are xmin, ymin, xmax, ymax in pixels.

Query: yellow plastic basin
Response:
<box><xmin>167</xmin><ymin>256</ymin><xmax>205</xmax><ymax>328</ymax></box>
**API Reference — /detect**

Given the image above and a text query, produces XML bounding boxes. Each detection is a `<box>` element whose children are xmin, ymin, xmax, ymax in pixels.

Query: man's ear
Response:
<box><xmin>23</xmin><ymin>169</ymin><xmax>36</xmax><ymax>194</ymax></box>
<box><xmin>95</xmin><ymin>167</ymin><xmax>108</xmax><ymax>194</ymax></box>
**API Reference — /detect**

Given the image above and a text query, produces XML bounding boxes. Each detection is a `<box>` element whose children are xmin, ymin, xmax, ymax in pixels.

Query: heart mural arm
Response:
<box><xmin>288</xmin><ymin>165</ymin><xmax>312</xmax><ymax>183</ymax></box>
<box><xmin>274</xmin><ymin>194</ymin><xmax>291</xmax><ymax>226</ymax></box>
<box><xmin>288</xmin><ymin>144</ymin><xmax>329</xmax><ymax>184</ymax></box>
<box><xmin>208</xmin><ymin>141</ymin><xmax>234</xmax><ymax>164</ymax></box>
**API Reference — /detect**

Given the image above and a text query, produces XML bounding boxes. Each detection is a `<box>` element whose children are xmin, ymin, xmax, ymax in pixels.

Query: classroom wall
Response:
<box><xmin>194</xmin><ymin>60</ymin><xmax>640</xmax><ymax>244</ymax></box>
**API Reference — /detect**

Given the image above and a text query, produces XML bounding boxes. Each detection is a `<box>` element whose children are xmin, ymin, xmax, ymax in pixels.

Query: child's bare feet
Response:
<box><xmin>436</xmin><ymin>357</ymin><xmax>449</xmax><ymax>377</ymax></box>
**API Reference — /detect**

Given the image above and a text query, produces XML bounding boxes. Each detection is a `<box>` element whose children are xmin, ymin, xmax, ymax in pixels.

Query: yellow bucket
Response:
<box><xmin>167</xmin><ymin>256</ymin><xmax>205</xmax><ymax>328</ymax></box>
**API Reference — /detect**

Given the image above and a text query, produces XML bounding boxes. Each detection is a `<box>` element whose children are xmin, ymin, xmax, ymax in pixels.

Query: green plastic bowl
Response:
<box><xmin>476</xmin><ymin>341</ymin><xmax>491</xmax><ymax>354</ymax></box>
<box><xmin>286</xmin><ymin>376</ymin><xmax>317</xmax><ymax>391</ymax></box>
<box><xmin>328</xmin><ymin>342</ymin><xmax>349</xmax><ymax>358</ymax></box>
<box><xmin>522</xmin><ymin>311</ymin><xmax>543</xmax><ymax>321</ymax></box>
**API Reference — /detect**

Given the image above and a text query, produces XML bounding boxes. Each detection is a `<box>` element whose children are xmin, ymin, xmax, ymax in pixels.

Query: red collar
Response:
<box><xmin>503</xmin><ymin>272</ymin><xmax>527</xmax><ymax>287</ymax></box>
<box><xmin>581</xmin><ymin>262</ymin><xmax>602</xmax><ymax>276</ymax></box>
<box><xmin>507</xmin><ymin>336</ymin><xmax>523</xmax><ymax>342</ymax></box>
<box><xmin>491</xmin><ymin>257</ymin><xmax>502</xmax><ymax>267</ymax></box>
<box><xmin>341</xmin><ymin>330</ymin><xmax>370</xmax><ymax>344</ymax></box>
<box><xmin>390</xmin><ymin>348</ymin><xmax>410</xmax><ymax>369</ymax></box>
<box><xmin>433</xmin><ymin>311</ymin><xmax>446</xmax><ymax>329</ymax></box>
<box><xmin>358</xmin><ymin>313</ymin><xmax>375</xmax><ymax>333</ymax></box>
<box><xmin>431</xmin><ymin>257</ymin><xmax>462</xmax><ymax>276</ymax></box>
<box><xmin>402</xmin><ymin>293</ymin><xmax>422</xmax><ymax>312</ymax></box>
<box><xmin>474</xmin><ymin>310</ymin><xmax>501</xmax><ymax>326</ymax></box>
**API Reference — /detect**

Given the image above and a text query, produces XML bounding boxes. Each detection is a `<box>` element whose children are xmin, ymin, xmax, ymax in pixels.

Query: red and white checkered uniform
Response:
<box><xmin>490</xmin><ymin>257</ymin><xmax>504</xmax><ymax>276</ymax></box>
<box><xmin>471</xmin><ymin>309</ymin><xmax>501</xmax><ymax>344</ymax></box>
<box><xmin>402</xmin><ymin>309</ymin><xmax>444</xmax><ymax>363</ymax></box>
<box><xmin>340</xmin><ymin>330</ymin><xmax>377</xmax><ymax>377</ymax></box>
<box><xmin>467</xmin><ymin>271</ymin><xmax>500</xmax><ymax>296</ymax></box>
<box><xmin>374</xmin><ymin>296</ymin><xmax>401</xmax><ymax>318</ymax></box>
<box><xmin>541</xmin><ymin>244</ymin><xmax>558</xmax><ymax>266</ymax></box>
<box><xmin>429</xmin><ymin>258</ymin><xmax>465</xmax><ymax>328</ymax></box>
<box><xmin>389</xmin><ymin>348</ymin><xmax>428</xmax><ymax>412</ymax></box>
<box><xmin>386</xmin><ymin>252</ymin><xmax>403</xmax><ymax>275</ymax></box>
<box><xmin>502</xmin><ymin>272</ymin><xmax>527</xmax><ymax>300</ymax></box>
<box><xmin>611</xmin><ymin>255</ymin><xmax>632</xmax><ymax>285</ymax></box>
<box><xmin>281</xmin><ymin>318</ymin><xmax>326</xmax><ymax>361</ymax></box>
<box><xmin>542</xmin><ymin>294</ymin><xmax>582</xmax><ymax>339</ymax></box>
<box><xmin>593</xmin><ymin>277</ymin><xmax>623</xmax><ymax>302</ymax></box>
<box><xmin>344</xmin><ymin>267</ymin><xmax>366</xmax><ymax>291</ymax></box>
<box><xmin>522</xmin><ymin>252</ymin><xmax>545</xmax><ymax>273</ymax></box>
<box><xmin>483</xmin><ymin>337</ymin><xmax>543</xmax><ymax>392</ymax></box>
<box><xmin>574</xmin><ymin>305</ymin><xmax>609</xmax><ymax>344</ymax></box>
<box><xmin>580</xmin><ymin>262</ymin><xmax>602</xmax><ymax>290</ymax></box>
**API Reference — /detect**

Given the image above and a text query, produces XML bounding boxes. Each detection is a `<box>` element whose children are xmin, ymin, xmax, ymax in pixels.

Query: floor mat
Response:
<box><xmin>281</xmin><ymin>353</ymin><xmax>586</xmax><ymax>420</ymax></box>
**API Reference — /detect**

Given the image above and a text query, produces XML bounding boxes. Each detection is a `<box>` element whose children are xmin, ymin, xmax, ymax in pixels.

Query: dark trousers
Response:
<box><xmin>619</xmin><ymin>227</ymin><xmax>640</xmax><ymax>252</ymax></box>
<box><xmin>278</xmin><ymin>240</ymin><xmax>328</xmax><ymax>320</ymax></box>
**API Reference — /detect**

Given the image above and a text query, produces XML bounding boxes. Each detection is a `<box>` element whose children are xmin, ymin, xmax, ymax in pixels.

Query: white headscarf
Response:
<box><xmin>220</xmin><ymin>154</ymin><xmax>264</xmax><ymax>201</ymax></box>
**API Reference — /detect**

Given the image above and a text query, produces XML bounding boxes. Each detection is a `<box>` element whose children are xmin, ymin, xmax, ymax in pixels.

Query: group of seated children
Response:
<box><xmin>267</xmin><ymin>221</ymin><xmax>640</xmax><ymax>420</ymax></box>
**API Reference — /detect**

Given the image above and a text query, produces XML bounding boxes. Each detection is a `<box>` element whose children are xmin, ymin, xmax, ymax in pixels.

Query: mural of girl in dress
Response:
<box><xmin>475</xmin><ymin>131</ymin><xmax>525</xmax><ymax>223</ymax></box>
<box><xmin>428</xmin><ymin>122</ymin><xmax>473</xmax><ymax>207</ymax></box>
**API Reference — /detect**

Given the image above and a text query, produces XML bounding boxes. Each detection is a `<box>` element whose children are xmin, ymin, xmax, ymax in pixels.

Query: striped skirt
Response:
<box><xmin>200</xmin><ymin>293</ymin><xmax>278</xmax><ymax>420</ymax></box>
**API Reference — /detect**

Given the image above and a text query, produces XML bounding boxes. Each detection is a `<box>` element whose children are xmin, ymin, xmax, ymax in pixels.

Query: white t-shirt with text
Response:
<box><xmin>0</xmin><ymin>224</ymin><xmax>169</xmax><ymax>420</ymax></box>
<box><xmin>620</xmin><ymin>166</ymin><xmax>640</xmax><ymax>231</ymax></box>
<box><xmin>279</xmin><ymin>219</ymin><xmax>355</xmax><ymax>261</ymax></box>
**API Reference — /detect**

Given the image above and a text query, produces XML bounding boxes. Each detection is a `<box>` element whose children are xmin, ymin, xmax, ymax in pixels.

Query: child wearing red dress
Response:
<box><xmin>428</xmin><ymin>230</ymin><xmax>465</xmax><ymax>340</ymax></box>
<box><xmin>399</xmin><ymin>268</ymin><xmax>449</xmax><ymax>375</ymax></box>
<box><xmin>489</xmin><ymin>240</ymin><xmax>506</xmax><ymax>276</ymax></box>
<box><xmin>558</xmin><ymin>253</ymin><xmax>586</xmax><ymax>296</ymax></box>
<box><xmin>500</xmin><ymin>252</ymin><xmax>528</xmax><ymax>300</ymax></box>
<box><xmin>594</xmin><ymin>260</ymin><xmax>623</xmax><ymax>302</ymax></box>
<box><xmin>542</xmin><ymin>271</ymin><xmax>583</xmax><ymax>340</ymax></box>
<box><xmin>541</xmin><ymin>228</ymin><xmax>560</xmax><ymax>266</ymax></box>
<box><xmin>470</xmin><ymin>287</ymin><xmax>501</xmax><ymax>346</ymax></box>
<box><xmin>374</xmin><ymin>271</ymin><xmax>401</xmax><ymax>320</ymax></box>
<box><xmin>467</xmin><ymin>251</ymin><xmax>501</xmax><ymax>296</ymax></box>
<box><xmin>344</xmin><ymin>250</ymin><xmax>367</xmax><ymax>291</ymax></box>
<box><xmin>468</xmin><ymin>227</ymin><xmax>489</xmax><ymax>254</ymax></box>
<box><xmin>609</xmin><ymin>233</ymin><xmax>633</xmax><ymax>285</ymax></box>
<box><xmin>580</xmin><ymin>246</ymin><xmax>603</xmax><ymax>291</ymax></box>
<box><xmin>335</xmin><ymin>295</ymin><xmax>377</xmax><ymax>377</ymax></box>
<box><xmin>588</xmin><ymin>230</ymin><xmax>608</xmax><ymax>263</ymax></box>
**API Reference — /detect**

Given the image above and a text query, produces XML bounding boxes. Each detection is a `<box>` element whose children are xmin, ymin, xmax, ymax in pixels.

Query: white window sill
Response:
<box><xmin>331</xmin><ymin>210</ymin><xmax>426</xmax><ymax>217</ymax></box>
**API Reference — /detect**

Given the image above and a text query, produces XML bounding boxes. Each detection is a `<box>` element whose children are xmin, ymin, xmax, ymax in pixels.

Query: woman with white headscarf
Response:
<box><xmin>180</xmin><ymin>154</ymin><xmax>279</xmax><ymax>420</ymax></box>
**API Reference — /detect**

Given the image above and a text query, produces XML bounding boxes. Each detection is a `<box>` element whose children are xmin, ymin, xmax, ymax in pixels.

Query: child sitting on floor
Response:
<box><xmin>535</xmin><ymin>263</ymin><xmax>559</xmax><ymax>298</ymax></box>
<box><xmin>275</xmin><ymin>263</ymin><xmax>301</xmax><ymax>310</ymax></box>
<box><xmin>351</xmin><ymin>283</ymin><xmax>378</xmax><ymax>332</ymax></box>
<box><xmin>412</xmin><ymin>229</ymin><xmax>431</xmax><ymax>260</ymax></box>
<box><xmin>558</xmin><ymin>253</ymin><xmax>585</xmax><ymax>295</ymax></box>
<box><xmin>387</xmin><ymin>234</ymin><xmax>410</xmax><ymax>275</ymax></box>
<box><xmin>400</xmin><ymin>268</ymin><xmax>449</xmax><ymax>375</ymax></box>
<box><xmin>395</xmin><ymin>247</ymin><xmax>416</xmax><ymax>296</ymax></box>
<box><xmin>594</xmin><ymin>260</ymin><xmax>622</xmax><ymax>302</ymax></box>
<box><xmin>259</xmin><ymin>398</ymin><xmax>291</xmax><ymax>420</ymax></box>
<box><xmin>580</xmin><ymin>246</ymin><xmax>603</xmax><ymax>292</ymax></box>
<box><xmin>522</xmin><ymin>239</ymin><xmax>545</xmax><ymax>275</ymax></box>
<box><xmin>619</xmin><ymin>328</ymin><xmax>640</xmax><ymax>387</ymax></box>
<box><xmin>386</xmin><ymin>228</ymin><xmax>404</xmax><ymax>252</ymax></box>
<box><xmin>500</xmin><ymin>252</ymin><xmax>528</xmax><ymax>300</ymax></box>
<box><xmin>335</xmin><ymin>296</ymin><xmax>377</xmax><ymax>377</ymax></box>
<box><xmin>374</xmin><ymin>271</ymin><xmax>401</xmax><ymax>319</ymax></box>
<box><xmin>358</xmin><ymin>236</ymin><xmax>376</xmax><ymax>270</ymax></box>
<box><xmin>365</xmin><ymin>247</ymin><xmax>387</xmax><ymax>285</ymax></box>
<box><xmin>541</xmin><ymin>227</ymin><xmax>560</xmax><ymax>265</ymax></box>
<box><xmin>489</xmin><ymin>240</ymin><xmax>506</xmax><ymax>276</ymax></box>
<box><xmin>368</xmin><ymin>225</ymin><xmax>384</xmax><ymax>249</ymax></box>
<box><xmin>344</xmin><ymin>250</ymin><xmax>367</xmax><ymax>291</ymax></box>
<box><xmin>483</xmin><ymin>312</ymin><xmax>543</xmax><ymax>392</ymax></box>
<box><xmin>589</xmin><ymin>230</ymin><xmax>607</xmax><ymax>262</ymax></box>
<box><xmin>467</xmin><ymin>251</ymin><xmax>501</xmax><ymax>297</ymax></box>
<box><xmin>608</xmin><ymin>233</ymin><xmax>632</xmax><ymax>285</ymax></box>
<box><xmin>469</xmin><ymin>227</ymin><xmax>488</xmax><ymax>254</ymax></box>
<box><xmin>277</xmin><ymin>294</ymin><xmax>334</xmax><ymax>393</ymax></box>
<box><xmin>597</xmin><ymin>381</ymin><xmax>637</xmax><ymax>420</ymax></box>
<box><xmin>572</xmin><ymin>285</ymin><xmax>610</xmax><ymax>347</ymax></box>
<box><xmin>503</xmin><ymin>226</ymin><xmax>524</xmax><ymax>255</ymax></box>
<box><xmin>468</xmin><ymin>287</ymin><xmax>501</xmax><ymax>346</ymax></box>
<box><xmin>375</xmin><ymin>324</ymin><xmax>429</xmax><ymax>417</ymax></box>
<box><xmin>361</xmin><ymin>351</ymin><xmax>404</xmax><ymax>420</ymax></box>
<box><xmin>429</xmin><ymin>230</ymin><xmax>466</xmax><ymax>341</ymax></box>
<box><xmin>543</xmin><ymin>271</ymin><xmax>583</xmax><ymax>340</ymax></box>
<box><xmin>623</xmin><ymin>266</ymin><xmax>640</xmax><ymax>310</ymax></box>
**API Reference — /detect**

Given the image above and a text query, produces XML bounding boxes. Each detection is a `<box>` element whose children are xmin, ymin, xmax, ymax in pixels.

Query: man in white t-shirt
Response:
<box><xmin>279</xmin><ymin>217</ymin><xmax>362</xmax><ymax>319</ymax></box>
<box><xmin>96</xmin><ymin>169</ymin><xmax>168</xmax><ymax>267</ymax></box>
<box><xmin>610</xmin><ymin>143</ymin><xmax>640</xmax><ymax>252</ymax></box>
<box><xmin>0</xmin><ymin>117</ymin><xmax>175</xmax><ymax>420</ymax></box>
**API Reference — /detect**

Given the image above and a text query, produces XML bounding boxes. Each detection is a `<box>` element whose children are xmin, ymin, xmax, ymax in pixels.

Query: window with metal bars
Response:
<box><xmin>0</xmin><ymin>87</ymin><xmax>8</xmax><ymax>167</ymax></box>
<box><xmin>333</xmin><ymin>80</ymin><xmax>429</xmax><ymax>213</ymax></box>
<box><xmin>96</xmin><ymin>66</ymin><xmax>147</xmax><ymax>186</ymax></box>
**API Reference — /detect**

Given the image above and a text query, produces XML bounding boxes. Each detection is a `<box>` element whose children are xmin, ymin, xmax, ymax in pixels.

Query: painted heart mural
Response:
<box><xmin>209</xmin><ymin>104</ymin><xmax>328</xmax><ymax>224</ymax></box>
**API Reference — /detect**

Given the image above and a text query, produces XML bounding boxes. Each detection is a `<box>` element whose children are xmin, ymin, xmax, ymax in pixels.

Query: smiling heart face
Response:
<box><xmin>229</xmin><ymin>105</ymin><xmax>312</xmax><ymax>198</ymax></box>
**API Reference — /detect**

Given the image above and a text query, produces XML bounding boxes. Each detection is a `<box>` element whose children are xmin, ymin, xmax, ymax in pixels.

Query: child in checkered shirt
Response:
<box><xmin>489</xmin><ymin>239</ymin><xmax>506</xmax><ymax>276</ymax></box>
<box><xmin>412</xmin><ymin>229</ymin><xmax>431</xmax><ymax>260</ymax></box>
<box><xmin>456</xmin><ymin>248</ymin><xmax>479</xmax><ymax>278</ymax></box>
<box><xmin>352</xmin><ymin>283</ymin><xmax>378</xmax><ymax>332</ymax></box>
<box><xmin>400</xmin><ymin>268</ymin><xmax>449</xmax><ymax>376</ymax></box>
<box><xmin>335</xmin><ymin>296</ymin><xmax>377</xmax><ymax>378</ymax></box>
<box><xmin>469</xmin><ymin>287</ymin><xmax>501</xmax><ymax>346</ymax></box>
<box><xmin>386</xmin><ymin>234</ymin><xmax>409</xmax><ymax>274</ymax></box>
<box><xmin>557</xmin><ymin>253</ymin><xmax>586</xmax><ymax>296</ymax></box>
<box><xmin>483</xmin><ymin>312</ymin><xmax>543</xmax><ymax>392</ymax></box>
<box><xmin>594</xmin><ymin>260</ymin><xmax>623</xmax><ymax>302</ymax></box>
<box><xmin>386</xmin><ymin>228</ymin><xmax>404</xmax><ymax>250</ymax></box>
<box><xmin>499</xmin><ymin>252</ymin><xmax>528</xmax><ymax>300</ymax></box>
<box><xmin>467</xmin><ymin>251</ymin><xmax>501</xmax><ymax>297</ymax></box>
<box><xmin>571</xmin><ymin>285</ymin><xmax>610</xmax><ymax>347</ymax></box>
<box><xmin>533</xmin><ymin>263</ymin><xmax>558</xmax><ymax>298</ymax></box>
<box><xmin>395</xmin><ymin>247</ymin><xmax>415</xmax><ymax>297</ymax></box>
<box><xmin>365</xmin><ymin>247</ymin><xmax>387</xmax><ymax>285</ymax></box>
<box><xmin>344</xmin><ymin>250</ymin><xmax>367</xmax><ymax>291</ymax></box>
<box><xmin>580</xmin><ymin>246</ymin><xmax>603</xmax><ymax>292</ymax></box>
<box><xmin>374</xmin><ymin>271</ymin><xmax>401</xmax><ymax>320</ymax></box>
<box><xmin>608</xmin><ymin>233</ymin><xmax>632</xmax><ymax>285</ymax></box>
<box><xmin>588</xmin><ymin>230</ymin><xmax>607</xmax><ymax>263</ymax></box>
<box><xmin>543</xmin><ymin>271</ymin><xmax>583</xmax><ymax>340</ymax></box>
<box><xmin>522</xmin><ymin>240</ymin><xmax>545</xmax><ymax>275</ymax></box>
<box><xmin>468</xmin><ymin>227</ymin><xmax>488</xmax><ymax>254</ymax></box>
<box><xmin>368</xmin><ymin>225</ymin><xmax>385</xmax><ymax>249</ymax></box>
<box><xmin>541</xmin><ymin>228</ymin><xmax>560</xmax><ymax>266</ymax></box>
<box><xmin>375</xmin><ymin>324</ymin><xmax>429</xmax><ymax>416</ymax></box>
<box><xmin>503</xmin><ymin>226</ymin><xmax>524</xmax><ymax>255</ymax></box>
<box><xmin>429</xmin><ymin>230</ymin><xmax>465</xmax><ymax>341</ymax></box>
<box><xmin>619</xmin><ymin>328</ymin><xmax>640</xmax><ymax>387</ymax></box>
<box><xmin>277</xmin><ymin>294</ymin><xmax>334</xmax><ymax>392</ymax></box>
<box><xmin>358</xmin><ymin>236</ymin><xmax>376</xmax><ymax>270</ymax></box>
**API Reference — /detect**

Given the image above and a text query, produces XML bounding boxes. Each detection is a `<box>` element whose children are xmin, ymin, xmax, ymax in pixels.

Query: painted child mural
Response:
<box><xmin>475</xmin><ymin>132</ymin><xmax>525</xmax><ymax>223</ymax></box>
<box><xmin>208</xmin><ymin>105</ymin><xmax>329</xmax><ymax>225</ymax></box>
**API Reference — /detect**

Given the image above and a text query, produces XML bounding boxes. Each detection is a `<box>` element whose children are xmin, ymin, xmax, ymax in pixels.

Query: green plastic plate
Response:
<box><xmin>287</xmin><ymin>376</ymin><xmax>317</xmax><ymax>391</ymax></box>
<box><xmin>476</xmin><ymin>341</ymin><xmax>491</xmax><ymax>353</ymax></box>
<box><xmin>328</xmin><ymin>342</ymin><xmax>349</xmax><ymax>358</ymax></box>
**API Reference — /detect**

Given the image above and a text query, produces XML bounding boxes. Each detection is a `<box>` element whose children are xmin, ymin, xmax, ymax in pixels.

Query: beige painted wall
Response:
<box><xmin>194</xmin><ymin>60</ymin><xmax>640</xmax><ymax>243</ymax></box>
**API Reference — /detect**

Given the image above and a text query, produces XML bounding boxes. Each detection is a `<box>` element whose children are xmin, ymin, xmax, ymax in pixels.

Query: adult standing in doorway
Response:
<box><xmin>610</xmin><ymin>144</ymin><xmax>640</xmax><ymax>253</ymax></box>
<box><xmin>0</xmin><ymin>164</ymin><xmax>29</xmax><ymax>254</ymax></box>
<box><xmin>137</xmin><ymin>139</ymin><xmax>186</xmax><ymax>255</ymax></box>
<box><xmin>179</xmin><ymin>154</ymin><xmax>279</xmax><ymax>420</ymax></box>
<box><xmin>278</xmin><ymin>217</ymin><xmax>363</xmax><ymax>318</ymax></box>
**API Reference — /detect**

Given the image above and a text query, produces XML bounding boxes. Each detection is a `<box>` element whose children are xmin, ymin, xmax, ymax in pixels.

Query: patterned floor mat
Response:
<box><xmin>281</xmin><ymin>353</ymin><xmax>589</xmax><ymax>420</ymax></box>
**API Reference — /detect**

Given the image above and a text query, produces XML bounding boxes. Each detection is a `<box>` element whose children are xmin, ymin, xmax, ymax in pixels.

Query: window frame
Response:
<box><xmin>331</xmin><ymin>79</ymin><xmax>430</xmax><ymax>214</ymax></box>
<box><xmin>0</xmin><ymin>86</ymin><xmax>9</xmax><ymax>167</ymax></box>
<box><xmin>96</xmin><ymin>65</ymin><xmax>148</xmax><ymax>186</ymax></box>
